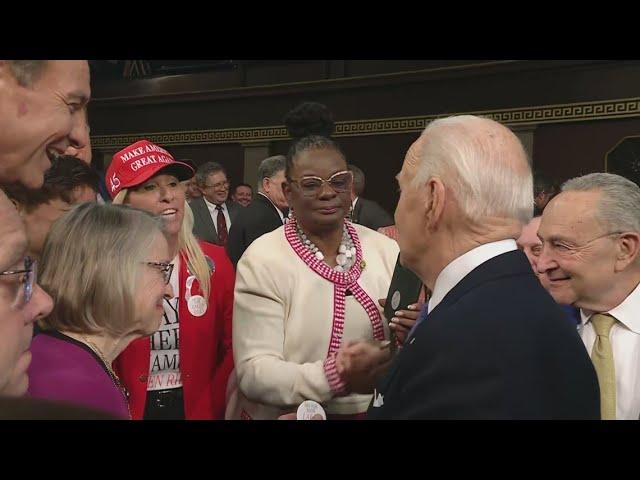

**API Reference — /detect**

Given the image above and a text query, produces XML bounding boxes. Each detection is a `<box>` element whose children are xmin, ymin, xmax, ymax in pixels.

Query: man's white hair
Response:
<box><xmin>562</xmin><ymin>172</ymin><xmax>640</xmax><ymax>233</ymax></box>
<box><xmin>412</xmin><ymin>115</ymin><xmax>533</xmax><ymax>224</ymax></box>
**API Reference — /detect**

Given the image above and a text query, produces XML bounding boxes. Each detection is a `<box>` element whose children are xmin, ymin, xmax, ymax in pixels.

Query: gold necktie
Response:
<box><xmin>590</xmin><ymin>313</ymin><xmax>617</xmax><ymax>420</ymax></box>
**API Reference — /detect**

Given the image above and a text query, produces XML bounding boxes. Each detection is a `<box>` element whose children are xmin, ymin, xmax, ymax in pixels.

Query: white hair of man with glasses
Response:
<box><xmin>537</xmin><ymin>172</ymin><xmax>640</xmax><ymax>420</ymax></box>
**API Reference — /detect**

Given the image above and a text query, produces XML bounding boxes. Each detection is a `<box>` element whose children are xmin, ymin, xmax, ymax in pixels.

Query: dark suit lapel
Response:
<box><xmin>226</xmin><ymin>200</ymin><xmax>241</xmax><ymax>223</ymax></box>
<box><xmin>255</xmin><ymin>193</ymin><xmax>283</xmax><ymax>224</ymax></box>
<box><xmin>407</xmin><ymin>250</ymin><xmax>532</xmax><ymax>341</ymax></box>
<box><xmin>192</xmin><ymin>198</ymin><xmax>218</xmax><ymax>244</ymax></box>
<box><xmin>369</xmin><ymin>337</ymin><xmax>413</xmax><ymax>416</ymax></box>
<box><xmin>352</xmin><ymin>198</ymin><xmax>363</xmax><ymax>224</ymax></box>
<box><xmin>435</xmin><ymin>249</ymin><xmax>532</xmax><ymax>313</ymax></box>
<box><xmin>370</xmin><ymin>249</ymin><xmax>532</xmax><ymax>417</ymax></box>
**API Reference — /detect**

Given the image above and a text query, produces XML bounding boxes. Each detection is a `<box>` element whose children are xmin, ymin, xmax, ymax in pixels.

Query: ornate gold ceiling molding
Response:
<box><xmin>92</xmin><ymin>97</ymin><xmax>640</xmax><ymax>151</ymax></box>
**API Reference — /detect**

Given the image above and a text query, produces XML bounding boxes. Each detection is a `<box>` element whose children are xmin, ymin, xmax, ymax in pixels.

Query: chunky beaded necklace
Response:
<box><xmin>296</xmin><ymin>223</ymin><xmax>356</xmax><ymax>272</ymax></box>
<box><xmin>285</xmin><ymin>218</ymin><xmax>386</xmax><ymax>358</ymax></box>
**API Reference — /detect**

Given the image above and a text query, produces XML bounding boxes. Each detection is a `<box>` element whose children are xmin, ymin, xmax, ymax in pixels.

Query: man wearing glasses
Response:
<box><xmin>516</xmin><ymin>215</ymin><xmax>581</xmax><ymax>326</ymax></box>
<box><xmin>538</xmin><ymin>172</ymin><xmax>640</xmax><ymax>420</ymax></box>
<box><xmin>0</xmin><ymin>190</ymin><xmax>53</xmax><ymax>396</ymax></box>
<box><xmin>190</xmin><ymin>161</ymin><xmax>240</xmax><ymax>246</ymax></box>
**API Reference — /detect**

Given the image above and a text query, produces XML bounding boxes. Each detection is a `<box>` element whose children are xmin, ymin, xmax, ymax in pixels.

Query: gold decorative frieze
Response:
<box><xmin>92</xmin><ymin>97</ymin><xmax>640</xmax><ymax>150</ymax></box>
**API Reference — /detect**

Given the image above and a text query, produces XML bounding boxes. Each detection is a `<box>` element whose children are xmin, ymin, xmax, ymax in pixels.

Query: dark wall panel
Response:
<box><xmin>245</xmin><ymin>61</ymin><xmax>328</xmax><ymax>86</ymax></box>
<box><xmin>90</xmin><ymin>61</ymin><xmax>640</xmax><ymax>136</ymax></box>
<box><xmin>533</xmin><ymin>117</ymin><xmax>640</xmax><ymax>184</ymax></box>
<box><xmin>89</xmin><ymin>61</ymin><xmax>640</xmax><ymax>218</ymax></box>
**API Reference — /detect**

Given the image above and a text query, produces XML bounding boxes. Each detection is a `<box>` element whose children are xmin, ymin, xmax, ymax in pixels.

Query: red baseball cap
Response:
<box><xmin>106</xmin><ymin>139</ymin><xmax>194</xmax><ymax>199</ymax></box>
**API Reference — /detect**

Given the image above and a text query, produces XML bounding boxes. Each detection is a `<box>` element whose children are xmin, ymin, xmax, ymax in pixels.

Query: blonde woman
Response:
<box><xmin>28</xmin><ymin>203</ymin><xmax>172</xmax><ymax>419</ymax></box>
<box><xmin>108</xmin><ymin>140</ymin><xmax>234</xmax><ymax>420</ymax></box>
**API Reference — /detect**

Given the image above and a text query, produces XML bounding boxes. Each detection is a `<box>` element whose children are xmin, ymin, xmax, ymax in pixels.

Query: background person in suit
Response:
<box><xmin>227</xmin><ymin>155</ymin><xmax>288</xmax><ymax>267</ymax></box>
<box><xmin>231</xmin><ymin>182</ymin><xmax>253</xmax><ymax>207</ymax></box>
<box><xmin>367</xmin><ymin>114</ymin><xmax>600</xmax><ymax>420</ymax></box>
<box><xmin>190</xmin><ymin>161</ymin><xmax>240</xmax><ymax>246</ymax></box>
<box><xmin>533</xmin><ymin>172</ymin><xmax>559</xmax><ymax>216</ymax></box>
<box><xmin>348</xmin><ymin>164</ymin><xmax>393</xmax><ymax>231</ymax></box>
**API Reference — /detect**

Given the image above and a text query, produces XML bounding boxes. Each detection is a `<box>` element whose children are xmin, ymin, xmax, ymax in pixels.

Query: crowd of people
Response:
<box><xmin>1</xmin><ymin>59</ymin><xmax>638</xmax><ymax>420</ymax></box>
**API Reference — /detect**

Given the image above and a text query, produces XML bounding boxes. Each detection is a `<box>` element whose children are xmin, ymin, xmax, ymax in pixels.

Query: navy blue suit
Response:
<box><xmin>368</xmin><ymin>249</ymin><xmax>600</xmax><ymax>419</ymax></box>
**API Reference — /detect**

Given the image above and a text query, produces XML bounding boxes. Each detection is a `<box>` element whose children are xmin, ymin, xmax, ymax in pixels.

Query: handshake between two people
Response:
<box><xmin>278</xmin><ymin>298</ymin><xmax>424</xmax><ymax>420</ymax></box>
<box><xmin>337</xmin><ymin>297</ymin><xmax>423</xmax><ymax>393</ymax></box>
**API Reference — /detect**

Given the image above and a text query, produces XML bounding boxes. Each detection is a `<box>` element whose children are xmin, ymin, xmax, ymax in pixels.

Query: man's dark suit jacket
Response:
<box><xmin>367</xmin><ymin>249</ymin><xmax>600</xmax><ymax>420</ymax></box>
<box><xmin>189</xmin><ymin>197</ymin><xmax>241</xmax><ymax>246</ymax></box>
<box><xmin>226</xmin><ymin>193</ymin><xmax>284</xmax><ymax>267</ymax></box>
<box><xmin>352</xmin><ymin>197</ymin><xmax>393</xmax><ymax>231</ymax></box>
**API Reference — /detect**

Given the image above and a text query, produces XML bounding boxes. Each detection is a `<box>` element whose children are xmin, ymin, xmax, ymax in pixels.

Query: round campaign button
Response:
<box><xmin>296</xmin><ymin>400</ymin><xmax>326</xmax><ymax>420</ymax></box>
<box><xmin>187</xmin><ymin>295</ymin><xmax>207</xmax><ymax>317</ymax></box>
<box><xmin>391</xmin><ymin>290</ymin><xmax>401</xmax><ymax>310</ymax></box>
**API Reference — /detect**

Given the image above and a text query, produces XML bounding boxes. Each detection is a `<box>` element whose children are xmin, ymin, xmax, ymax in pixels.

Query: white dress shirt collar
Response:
<box><xmin>203</xmin><ymin>197</ymin><xmax>226</xmax><ymax>212</ymax></box>
<box><xmin>580</xmin><ymin>280</ymin><xmax>640</xmax><ymax>334</ymax></box>
<box><xmin>428</xmin><ymin>239</ymin><xmax>518</xmax><ymax>314</ymax></box>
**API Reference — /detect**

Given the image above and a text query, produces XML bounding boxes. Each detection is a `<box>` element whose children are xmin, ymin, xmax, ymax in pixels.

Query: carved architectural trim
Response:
<box><xmin>92</xmin><ymin>97</ymin><xmax>640</xmax><ymax>150</ymax></box>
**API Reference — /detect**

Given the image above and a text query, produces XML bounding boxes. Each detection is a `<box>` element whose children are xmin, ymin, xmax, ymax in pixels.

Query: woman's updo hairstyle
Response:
<box><xmin>283</xmin><ymin>102</ymin><xmax>344</xmax><ymax>178</ymax></box>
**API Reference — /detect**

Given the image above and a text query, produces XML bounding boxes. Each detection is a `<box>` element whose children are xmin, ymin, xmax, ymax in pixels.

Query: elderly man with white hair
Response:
<box><xmin>367</xmin><ymin>115</ymin><xmax>600</xmax><ymax>419</ymax></box>
<box><xmin>537</xmin><ymin>172</ymin><xmax>640</xmax><ymax>420</ymax></box>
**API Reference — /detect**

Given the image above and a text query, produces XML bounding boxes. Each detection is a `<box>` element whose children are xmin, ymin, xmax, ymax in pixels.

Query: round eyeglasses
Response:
<box><xmin>288</xmin><ymin>170</ymin><xmax>353</xmax><ymax>198</ymax></box>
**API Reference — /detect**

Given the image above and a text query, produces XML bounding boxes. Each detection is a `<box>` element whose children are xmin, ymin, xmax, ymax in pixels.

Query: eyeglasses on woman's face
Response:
<box><xmin>288</xmin><ymin>170</ymin><xmax>353</xmax><ymax>198</ymax></box>
<box><xmin>144</xmin><ymin>261</ymin><xmax>174</xmax><ymax>284</ymax></box>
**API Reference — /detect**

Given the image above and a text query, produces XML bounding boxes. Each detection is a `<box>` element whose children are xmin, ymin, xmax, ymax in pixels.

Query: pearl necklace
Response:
<box><xmin>296</xmin><ymin>223</ymin><xmax>357</xmax><ymax>272</ymax></box>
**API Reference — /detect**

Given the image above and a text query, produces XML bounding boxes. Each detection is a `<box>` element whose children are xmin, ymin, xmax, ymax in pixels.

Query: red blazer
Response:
<box><xmin>114</xmin><ymin>241</ymin><xmax>235</xmax><ymax>420</ymax></box>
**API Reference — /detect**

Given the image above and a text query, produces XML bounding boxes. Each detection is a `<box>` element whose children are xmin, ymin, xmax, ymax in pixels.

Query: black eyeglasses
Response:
<box><xmin>0</xmin><ymin>256</ymin><xmax>37</xmax><ymax>307</ymax></box>
<box><xmin>288</xmin><ymin>170</ymin><xmax>353</xmax><ymax>197</ymax></box>
<box><xmin>145</xmin><ymin>262</ymin><xmax>174</xmax><ymax>284</ymax></box>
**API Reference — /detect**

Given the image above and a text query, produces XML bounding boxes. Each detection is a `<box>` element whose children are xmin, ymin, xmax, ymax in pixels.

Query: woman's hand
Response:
<box><xmin>379</xmin><ymin>299</ymin><xmax>425</xmax><ymax>345</ymax></box>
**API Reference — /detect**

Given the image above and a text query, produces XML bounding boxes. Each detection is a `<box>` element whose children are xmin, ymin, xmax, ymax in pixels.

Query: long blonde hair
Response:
<box><xmin>112</xmin><ymin>189</ymin><xmax>211</xmax><ymax>298</ymax></box>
